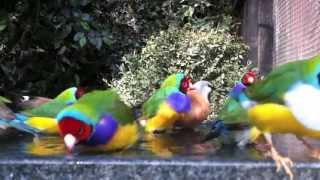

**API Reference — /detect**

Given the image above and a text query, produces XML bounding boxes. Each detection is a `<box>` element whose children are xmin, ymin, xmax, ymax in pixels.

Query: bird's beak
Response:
<box><xmin>189</xmin><ymin>82</ymin><xmax>196</xmax><ymax>90</ymax></box>
<box><xmin>248</xmin><ymin>77</ymin><xmax>255</xmax><ymax>84</ymax></box>
<box><xmin>64</xmin><ymin>134</ymin><xmax>78</xmax><ymax>153</ymax></box>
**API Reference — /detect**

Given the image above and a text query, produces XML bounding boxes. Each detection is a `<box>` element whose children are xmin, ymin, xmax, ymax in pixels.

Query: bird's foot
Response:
<box><xmin>266</xmin><ymin>148</ymin><xmax>294</xmax><ymax>180</ymax></box>
<box><xmin>309</xmin><ymin>149</ymin><xmax>320</xmax><ymax>159</ymax></box>
<box><xmin>253</xmin><ymin>142</ymin><xmax>271</xmax><ymax>152</ymax></box>
<box><xmin>296</xmin><ymin>136</ymin><xmax>320</xmax><ymax>160</ymax></box>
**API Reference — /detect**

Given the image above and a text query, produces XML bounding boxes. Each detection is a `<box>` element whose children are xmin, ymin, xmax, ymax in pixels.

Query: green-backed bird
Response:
<box><xmin>174</xmin><ymin>80</ymin><xmax>212</xmax><ymax>128</ymax></box>
<box><xmin>205</xmin><ymin>70</ymin><xmax>258</xmax><ymax>145</ymax></box>
<box><xmin>56</xmin><ymin>89</ymin><xmax>138</xmax><ymax>152</ymax></box>
<box><xmin>218</xmin><ymin>55</ymin><xmax>320</xmax><ymax>180</ymax></box>
<box><xmin>0</xmin><ymin>87</ymin><xmax>86</xmax><ymax>135</ymax></box>
<box><xmin>140</xmin><ymin>73</ymin><xmax>194</xmax><ymax>133</ymax></box>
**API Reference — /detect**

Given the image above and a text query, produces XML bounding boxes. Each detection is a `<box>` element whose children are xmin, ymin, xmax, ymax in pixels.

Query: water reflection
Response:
<box><xmin>24</xmin><ymin>136</ymin><xmax>65</xmax><ymax>156</ymax></box>
<box><xmin>141</xmin><ymin>129</ymin><xmax>219</xmax><ymax>158</ymax></box>
<box><xmin>22</xmin><ymin>129</ymin><xmax>220</xmax><ymax>158</ymax></box>
<box><xmin>12</xmin><ymin>128</ymin><xmax>320</xmax><ymax>162</ymax></box>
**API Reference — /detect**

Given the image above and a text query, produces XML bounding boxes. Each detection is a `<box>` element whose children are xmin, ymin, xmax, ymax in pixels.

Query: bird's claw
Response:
<box><xmin>267</xmin><ymin>149</ymin><xmax>294</xmax><ymax>180</ymax></box>
<box><xmin>309</xmin><ymin>149</ymin><xmax>320</xmax><ymax>159</ymax></box>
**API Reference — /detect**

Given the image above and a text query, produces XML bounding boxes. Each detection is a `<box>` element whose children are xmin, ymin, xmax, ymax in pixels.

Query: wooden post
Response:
<box><xmin>257</xmin><ymin>0</ymin><xmax>273</xmax><ymax>74</ymax></box>
<box><xmin>241</xmin><ymin>0</ymin><xmax>274</xmax><ymax>74</ymax></box>
<box><xmin>241</xmin><ymin>0</ymin><xmax>258</xmax><ymax>67</ymax></box>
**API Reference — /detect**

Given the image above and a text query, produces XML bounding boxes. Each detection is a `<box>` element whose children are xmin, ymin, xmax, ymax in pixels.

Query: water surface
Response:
<box><xmin>0</xmin><ymin>127</ymin><xmax>317</xmax><ymax>162</ymax></box>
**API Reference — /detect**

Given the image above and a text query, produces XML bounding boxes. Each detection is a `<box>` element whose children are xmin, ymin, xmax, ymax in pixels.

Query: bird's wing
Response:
<box><xmin>246</xmin><ymin>65</ymin><xmax>302</xmax><ymax>104</ymax></box>
<box><xmin>142</xmin><ymin>87</ymin><xmax>180</xmax><ymax>118</ymax></box>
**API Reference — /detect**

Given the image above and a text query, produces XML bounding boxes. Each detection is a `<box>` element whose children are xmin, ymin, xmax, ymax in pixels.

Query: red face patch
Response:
<box><xmin>75</xmin><ymin>87</ymin><xmax>86</xmax><ymax>99</ymax></box>
<box><xmin>241</xmin><ymin>71</ymin><xmax>256</xmax><ymax>86</ymax></box>
<box><xmin>180</xmin><ymin>76</ymin><xmax>191</xmax><ymax>93</ymax></box>
<box><xmin>58</xmin><ymin>117</ymin><xmax>92</xmax><ymax>142</ymax></box>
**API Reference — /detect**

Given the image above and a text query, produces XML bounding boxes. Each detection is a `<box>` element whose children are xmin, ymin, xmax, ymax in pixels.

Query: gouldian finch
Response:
<box><xmin>205</xmin><ymin>70</ymin><xmax>257</xmax><ymax>143</ymax></box>
<box><xmin>56</xmin><ymin>89</ymin><xmax>138</xmax><ymax>152</ymax></box>
<box><xmin>140</xmin><ymin>73</ymin><xmax>193</xmax><ymax>133</ymax></box>
<box><xmin>0</xmin><ymin>96</ymin><xmax>17</xmax><ymax>136</ymax></box>
<box><xmin>174</xmin><ymin>80</ymin><xmax>212</xmax><ymax>128</ymax></box>
<box><xmin>0</xmin><ymin>96</ymin><xmax>14</xmax><ymax>120</ymax></box>
<box><xmin>0</xmin><ymin>87</ymin><xmax>86</xmax><ymax>135</ymax></box>
<box><xmin>226</xmin><ymin>55</ymin><xmax>320</xmax><ymax>179</ymax></box>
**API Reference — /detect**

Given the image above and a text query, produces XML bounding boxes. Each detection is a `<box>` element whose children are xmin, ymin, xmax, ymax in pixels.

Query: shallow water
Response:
<box><xmin>0</xmin><ymin>127</ymin><xmax>318</xmax><ymax>162</ymax></box>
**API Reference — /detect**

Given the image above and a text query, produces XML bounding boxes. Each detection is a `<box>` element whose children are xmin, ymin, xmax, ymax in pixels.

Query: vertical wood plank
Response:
<box><xmin>257</xmin><ymin>0</ymin><xmax>274</xmax><ymax>74</ymax></box>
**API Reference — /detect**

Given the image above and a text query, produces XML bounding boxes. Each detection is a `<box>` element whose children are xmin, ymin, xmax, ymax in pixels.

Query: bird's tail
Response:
<box><xmin>234</xmin><ymin>127</ymin><xmax>262</xmax><ymax>147</ymax></box>
<box><xmin>0</xmin><ymin>113</ymin><xmax>40</xmax><ymax>136</ymax></box>
<box><xmin>203</xmin><ymin>119</ymin><xmax>229</xmax><ymax>142</ymax></box>
<box><xmin>203</xmin><ymin>119</ymin><xmax>261</xmax><ymax>146</ymax></box>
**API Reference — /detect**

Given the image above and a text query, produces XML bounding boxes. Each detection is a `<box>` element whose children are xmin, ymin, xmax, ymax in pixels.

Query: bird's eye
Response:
<box><xmin>77</xmin><ymin>126</ymin><xmax>84</xmax><ymax>136</ymax></box>
<box><xmin>180</xmin><ymin>76</ymin><xmax>190</xmax><ymax>93</ymax></box>
<box><xmin>75</xmin><ymin>87</ymin><xmax>86</xmax><ymax>99</ymax></box>
<box><xmin>317</xmin><ymin>73</ymin><xmax>320</xmax><ymax>85</ymax></box>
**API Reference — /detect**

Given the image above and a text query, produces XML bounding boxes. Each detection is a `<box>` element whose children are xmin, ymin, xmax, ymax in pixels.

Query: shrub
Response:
<box><xmin>108</xmin><ymin>26</ymin><xmax>249</xmax><ymax>118</ymax></box>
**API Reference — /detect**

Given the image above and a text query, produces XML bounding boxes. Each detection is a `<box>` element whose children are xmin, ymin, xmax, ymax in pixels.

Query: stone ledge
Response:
<box><xmin>1</xmin><ymin>158</ymin><xmax>320</xmax><ymax>180</ymax></box>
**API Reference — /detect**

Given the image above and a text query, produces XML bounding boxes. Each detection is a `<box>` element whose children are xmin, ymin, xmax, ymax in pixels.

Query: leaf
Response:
<box><xmin>0</xmin><ymin>17</ymin><xmax>7</xmax><ymax>32</ymax></box>
<box><xmin>73</xmin><ymin>32</ymin><xmax>85</xmax><ymax>41</ymax></box>
<box><xmin>0</xmin><ymin>96</ymin><xmax>11</xmax><ymax>103</ymax></box>
<box><xmin>69</xmin><ymin>0</ymin><xmax>80</xmax><ymax>7</ymax></box>
<box><xmin>88</xmin><ymin>31</ymin><xmax>102</xmax><ymax>49</ymax></box>
<box><xmin>0</xmin><ymin>24</ymin><xmax>6</xmax><ymax>32</ymax></box>
<box><xmin>79</xmin><ymin>0</ymin><xmax>89</xmax><ymax>6</ymax></box>
<box><xmin>184</xmin><ymin>6</ymin><xmax>194</xmax><ymax>18</ymax></box>
<box><xmin>57</xmin><ymin>24</ymin><xmax>72</xmax><ymax>40</ymax></box>
<box><xmin>69</xmin><ymin>0</ymin><xmax>76</xmax><ymax>6</ymax></box>
<box><xmin>81</xmin><ymin>13</ymin><xmax>91</xmax><ymax>21</ymax></box>
<box><xmin>80</xmin><ymin>21</ymin><xmax>90</xmax><ymax>31</ymax></box>
<box><xmin>103</xmin><ymin>36</ymin><xmax>113</xmax><ymax>47</ymax></box>
<box><xmin>74</xmin><ymin>74</ymin><xmax>80</xmax><ymax>84</ymax></box>
<box><xmin>79</xmin><ymin>36</ymin><xmax>87</xmax><ymax>47</ymax></box>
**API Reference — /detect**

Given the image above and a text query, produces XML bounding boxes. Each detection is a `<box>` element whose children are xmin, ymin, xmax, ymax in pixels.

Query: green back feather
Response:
<box><xmin>142</xmin><ymin>87</ymin><xmax>180</xmax><ymax>118</ymax></box>
<box><xmin>219</xmin><ymin>56</ymin><xmax>320</xmax><ymax>125</ymax></box>
<box><xmin>53</xmin><ymin>87</ymin><xmax>77</xmax><ymax>102</ymax></box>
<box><xmin>63</xmin><ymin>89</ymin><xmax>134</xmax><ymax>125</ymax></box>
<box><xmin>160</xmin><ymin>73</ymin><xmax>184</xmax><ymax>88</ymax></box>
<box><xmin>22</xmin><ymin>87</ymin><xmax>77</xmax><ymax>117</ymax></box>
<box><xmin>245</xmin><ymin>60</ymin><xmax>305</xmax><ymax>104</ymax></box>
<box><xmin>143</xmin><ymin>73</ymin><xmax>184</xmax><ymax>118</ymax></box>
<box><xmin>218</xmin><ymin>97</ymin><xmax>249</xmax><ymax>125</ymax></box>
<box><xmin>22</xmin><ymin>100</ymin><xmax>70</xmax><ymax>117</ymax></box>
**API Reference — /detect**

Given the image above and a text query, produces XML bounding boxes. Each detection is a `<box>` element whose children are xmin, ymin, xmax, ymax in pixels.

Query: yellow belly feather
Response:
<box><xmin>248</xmin><ymin>103</ymin><xmax>320</xmax><ymax>139</ymax></box>
<box><xmin>100</xmin><ymin>123</ymin><xmax>138</xmax><ymax>151</ymax></box>
<box><xmin>26</xmin><ymin>117</ymin><xmax>59</xmax><ymax>135</ymax></box>
<box><xmin>145</xmin><ymin>103</ymin><xmax>180</xmax><ymax>133</ymax></box>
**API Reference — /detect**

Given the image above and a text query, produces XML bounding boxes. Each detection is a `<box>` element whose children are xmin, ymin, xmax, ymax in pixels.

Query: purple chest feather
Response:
<box><xmin>86</xmin><ymin>114</ymin><xmax>118</xmax><ymax>146</ymax></box>
<box><xmin>228</xmin><ymin>82</ymin><xmax>247</xmax><ymax>99</ymax></box>
<box><xmin>166</xmin><ymin>92</ymin><xmax>191</xmax><ymax>113</ymax></box>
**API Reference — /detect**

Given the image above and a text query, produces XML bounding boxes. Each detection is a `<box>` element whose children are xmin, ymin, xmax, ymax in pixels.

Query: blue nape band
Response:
<box><xmin>166</xmin><ymin>92</ymin><xmax>191</xmax><ymax>113</ymax></box>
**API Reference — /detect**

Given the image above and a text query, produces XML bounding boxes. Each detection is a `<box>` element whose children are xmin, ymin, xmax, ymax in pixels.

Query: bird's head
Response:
<box><xmin>75</xmin><ymin>87</ymin><xmax>86</xmax><ymax>99</ymax></box>
<box><xmin>58</xmin><ymin>112</ymin><xmax>118</xmax><ymax>152</ymax></box>
<box><xmin>54</xmin><ymin>87</ymin><xmax>87</xmax><ymax>106</ymax></box>
<box><xmin>58</xmin><ymin>116</ymin><xmax>93</xmax><ymax>152</ymax></box>
<box><xmin>180</xmin><ymin>75</ymin><xmax>193</xmax><ymax>94</ymax></box>
<box><xmin>189</xmin><ymin>80</ymin><xmax>213</xmax><ymax>101</ymax></box>
<box><xmin>241</xmin><ymin>70</ymin><xmax>257</xmax><ymax>86</ymax></box>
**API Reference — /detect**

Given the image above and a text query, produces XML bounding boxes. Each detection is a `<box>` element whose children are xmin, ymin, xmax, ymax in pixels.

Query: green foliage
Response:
<box><xmin>0</xmin><ymin>0</ymin><xmax>247</xmax><ymax>108</ymax></box>
<box><xmin>0</xmin><ymin>96</ymin><xmax>11</xmax><ymax>104</ymax></box>
<box><xmin>0</xmin><ymin>0</ymin><xmax>115</xmax><ymax>95</ymax></box>
<box><xmin>109</xmin><ymin>26</ymin><xmax>249</xmax><ymax>117</ymax></box>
